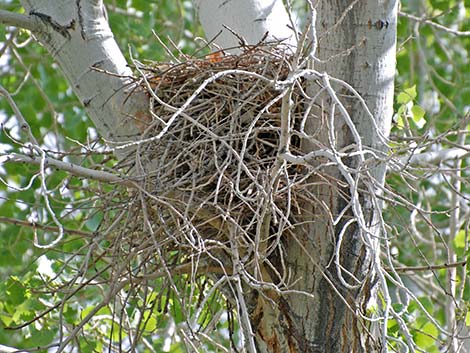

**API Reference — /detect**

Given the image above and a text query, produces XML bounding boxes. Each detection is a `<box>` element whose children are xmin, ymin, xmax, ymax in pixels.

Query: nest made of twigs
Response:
<box><xmin>105</xmin><ymin>46</ymin><xmax>322</xmax><ymax>277</ymax></box>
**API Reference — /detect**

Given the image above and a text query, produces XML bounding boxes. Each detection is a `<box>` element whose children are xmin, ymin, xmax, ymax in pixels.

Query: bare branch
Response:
<box><xmin>390</xmin><ymin>260</ymin><xmax>467</xmax><ymax>273</ymax></box>
<box><xmin>399</xmin><ymin>11</ymin><xmax>470</xmax><ymax>37</ymax></box>
<box><xmin>399</xmin><ymin>146</ymin><xmax>470</xmax><ymax>166</ymax></box>
<box><xmin>3</xmin><ymin>153</ymin><xmax>136</xmax><ymax>187</ymax></box>
<box><xmin>0</xmin><ymin>84</ymin><xmax>39</xmax><ymax>146</ymax></box>
<box><xmin>0</xmin><ymin>216</ymin><xmax>92</xmax><ymax>238</ymax></box>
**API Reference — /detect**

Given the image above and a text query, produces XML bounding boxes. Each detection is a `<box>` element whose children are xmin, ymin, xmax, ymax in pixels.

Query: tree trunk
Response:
<box><xmin>19</xmin><ymin>0</ymin><xmax>148</xmax><ymax>157</ymax></box>
<box><xmin>194</xmin><ymin>0</ymin><xmax>297</xmax><ymax>52</ymax></box>
<box><xmin>314</xmin><ymin>1</ymin><xmax>397</xmax><ymax>345</ymax></box>
<box><xmin>195</xmin><ymin>1</ymin><xmax>397</xmax><ymax>352</ymax></box>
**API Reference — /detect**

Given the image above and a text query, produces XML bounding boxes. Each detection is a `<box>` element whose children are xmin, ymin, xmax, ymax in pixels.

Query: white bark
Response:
<box><xmin>0</xmin><ymin>9</ymin><xmax>39</xmax><ymax>31</ymax></box>
<box><xmin>397</xmin><ymin>146</ymin><xmax>470</xmax><ymax>166</ymax></box>
<box><xmin>194</xmin><ymin>0</ymin><xmax>297</xmax><ymax>52</ymax></box>
<box><xmin>18</xmin><ymin>0</ymin><xmax>147</xmax><ymax>152</ymax></box>
<box><xmin>298</xmin><ymin>2</ymin><xmax>398</xmax><ymax>351</ymax></box>
<box><xmin>194</xmin><ymin>1</ymin><xmax>398</xmax><ymax>352</ymax></box>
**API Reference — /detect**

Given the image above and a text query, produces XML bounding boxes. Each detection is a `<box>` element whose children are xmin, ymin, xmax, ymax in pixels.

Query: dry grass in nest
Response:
<box><xmin>104</xmin><ymin>46</ymin><xmax>324</xmax><ymax>286</ymax></box>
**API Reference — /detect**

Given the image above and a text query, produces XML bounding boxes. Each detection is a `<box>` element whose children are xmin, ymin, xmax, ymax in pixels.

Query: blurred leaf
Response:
<box><xmin>397</xmin><ymin>85</ymin><xmax>417</xmax><ymax>104</ymax></box>
<box><xmin>454</xmin><ymin>230</ymin><xmax>466</xmax><ymax>250</ymax></box>
<box><xmin>85</xmin><ymin>212</ymin><xmax>103</xmax><ymax>232</ymax></box>
<box><xmin>411</xmin><ymin>105</ymin><xmax>426</xmax><ymax>128</ymax></box>
<box><xmin>414</xmin><ymin>322</ymin><xmax>438</xmax><ymax>350</ymax></box>
<box><xmin>6</xmin><ymin>277</ymin><xmax>27</xmax><ymax>306</ymax></box>
<box><xmin>140</xmin><ymin>310</ymin><xmax>158</xmax><ymax>332</ymax></box>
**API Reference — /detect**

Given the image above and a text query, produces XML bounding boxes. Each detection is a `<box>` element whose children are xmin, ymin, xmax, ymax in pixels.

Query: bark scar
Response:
<box><xmin>76</xmin><ymin>0</ymin><xmax>86</xmax><ymax>40</ymax></box>
<box><xmin>367</xmin><ymin>18</ymin><xmax>390</xmax><ymax>30</ymax></box>
<box><xmin>30</xmin><ymin>11</ymin><xmax>75</xmax><ymax>39</ymax></box>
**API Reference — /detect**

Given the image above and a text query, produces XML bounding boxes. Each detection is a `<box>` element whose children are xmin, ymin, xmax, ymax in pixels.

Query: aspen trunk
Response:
<box><xmin>216</xmin><ymin>1</ymin><xmax>398</xmax><ymax>352</ymax></box>
<box><xmin>20</xmin><ymin>0</ymin><xmax>148</xmax><ymax>152</ymax></box>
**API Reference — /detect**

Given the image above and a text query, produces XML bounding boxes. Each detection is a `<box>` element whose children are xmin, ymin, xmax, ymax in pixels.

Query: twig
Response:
<box><xmin>397</xmin><ymin>146</ymin><xmax>470</xmax><ymax>166</ymax></box>
<box><xmin>390</xmin><ymin>260</ymin><xmax>467</xmax><ymax>273</ymax></box>
<box><xmin>0</xmin><ymin>216</ymin><xmax>92</xmax><ymax>237</ymax></box>
<box><xmin>399</xmin><ymin>11</ymin><xmax>470</xmax><ymax>37</ymax></box>
<box><xmin>3</xmin><ymin>153</ymin><xmax>137</xmax><ymax>187</ymax></box>
<box><xmin>0</xmin><ymin>84</ymin><xmax>39</xmax><ymax>146</ymax></box>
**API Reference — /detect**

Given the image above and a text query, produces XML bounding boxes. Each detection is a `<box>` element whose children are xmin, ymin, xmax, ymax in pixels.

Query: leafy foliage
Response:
<box><xmin>385</xmin><ymin>0</ymin><xmax>470</xmax><ymax>351</ymax></box>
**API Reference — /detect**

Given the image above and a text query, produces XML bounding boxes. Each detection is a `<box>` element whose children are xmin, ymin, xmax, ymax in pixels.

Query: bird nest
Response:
<box><xmin>104</xmin><ymin>46</ymin><xmax>325</xmax><ymax>284</ymax></box>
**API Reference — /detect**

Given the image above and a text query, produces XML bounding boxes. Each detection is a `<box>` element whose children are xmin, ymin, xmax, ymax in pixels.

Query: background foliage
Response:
<box><xmin>387</xmin><ymin>1</ymin><xmax>470</xmax><ymax>351</ymax></box>
<box><xmin>0</xmin><ymin>0</ymin><xmax>469</xmax><ymax>351</ymax></box>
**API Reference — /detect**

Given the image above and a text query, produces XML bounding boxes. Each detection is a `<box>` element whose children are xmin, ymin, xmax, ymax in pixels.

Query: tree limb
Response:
<box><xmin>18</xmin><ymin>0</ymin><xmax>146</xmax><ymax>155</ymax></box>
<box><xmin>0</xmin><ymin>9</ymin><xmax>40</xmax><ymax>32</ymax></box>
<box><xmin>400</xmin><ymin>146</ymin><xmax>470</xmax><ymax>166</ymax></box>
<box><xmin>399</xmin><ymin>11</ymin><xmax>470</xmax><ymax>37</ymax></box>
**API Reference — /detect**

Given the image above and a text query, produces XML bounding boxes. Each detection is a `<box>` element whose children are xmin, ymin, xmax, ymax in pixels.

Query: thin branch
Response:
<box><xmin>399</xmin><ymin>11</ymin><xmax>470</xmax><ymax>37</ymax></box>
<box><xmin>0</xmin><ymin>10</ymin><xmax>40</xmax><ymax>32</ymax></box>
<box><xmin>0</xmin><ymin>216</ymin><xmax>92</xmax><ymax>238</ymax></box>
<box><xmin>0</xmin><ymin>84</ymin><xmax>39</xmax><ymax>146</ymax></box>
<box><xmin>390</xmin><ymin>260</ymin><xmax>467</xmax><ymax>273</ymax></box>
<box><xmin>2</xmin><ymin>153</ymin><xmax>137</xmax><ymax>187</ymax></box>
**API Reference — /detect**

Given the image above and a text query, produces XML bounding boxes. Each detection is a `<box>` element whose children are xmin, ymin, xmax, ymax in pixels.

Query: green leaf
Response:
<box><xmin>0</xmin><ymin>314</ymin><xmax>13</xmax><ymax>326</ymax></box>
<box><xmin>394</xmin><ymin>105</ymin><xmax>406</xmax><ymax>129</ymax></box>
<box><xmin>397</xmin><ymin>85</ymin><xmax>417</xmax><ymax>104</ymax></box>
<box><xmin>133</xmin><ymin>0</ymin><xmax>148</xmax><ymax>11</ymax></box>
<box><xmin>63</xmin><ymin>304</ymin><xmax>78</xmax><ymax>325</ymax></box>
<box><xmin>415</xmin><ymin>322</ymin><xmax>438</xmax><ymax>349</ymax></box>
<box><xmin>430</xmin><ymin>0</ymin><xmax>455</xmax><ymax>10</ymax></box>
<box><xmin>26</xmin><ymin>326</ymin><xmax>56</xmax><ymax>346</ymax></box>
<box><xmin>454</xmin><ymin>230</ymin><xmax>466</xmax><ymax>249</ymax></box>
<box><xmin>169</xmin><ymin>344</ymin><xmax>186</xmax><ymax>353</ymax></box>
<box><xmin>140</xmin><ymin>311</ymin><xmax>158</xmax><ymax>332</ymax></box>
<box><xmin>411</xmin><ymin>105</ymin><xmax>426</xmax><ymax>128</ymax></box>
<box><xmin>79</xmin><ymin>337</ymin><xmax>97</xmax><ymax>351</ymax></box>
<box><xmin>6</xmin><ymin>277</ymin><xmax>27</xmax><ymax>306</ymax></box>
<box><xmin>11</xmin><ymin>301</ymin><xmax>31</xmax><ymax>323</ymax></box>
<box><xmin>81</xmin><ymin>305</ymin><xmax>110</xmax><ymax>320</ymax></box>
<box><xmin>418</xmin><ymin>297</ymin><xmax>433</xmax><ymax>312</ymax></box>
<box><xmin>111</xmin><ymin>321</ymin><xmax>126</xmax><ymax>342</ymax></box>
